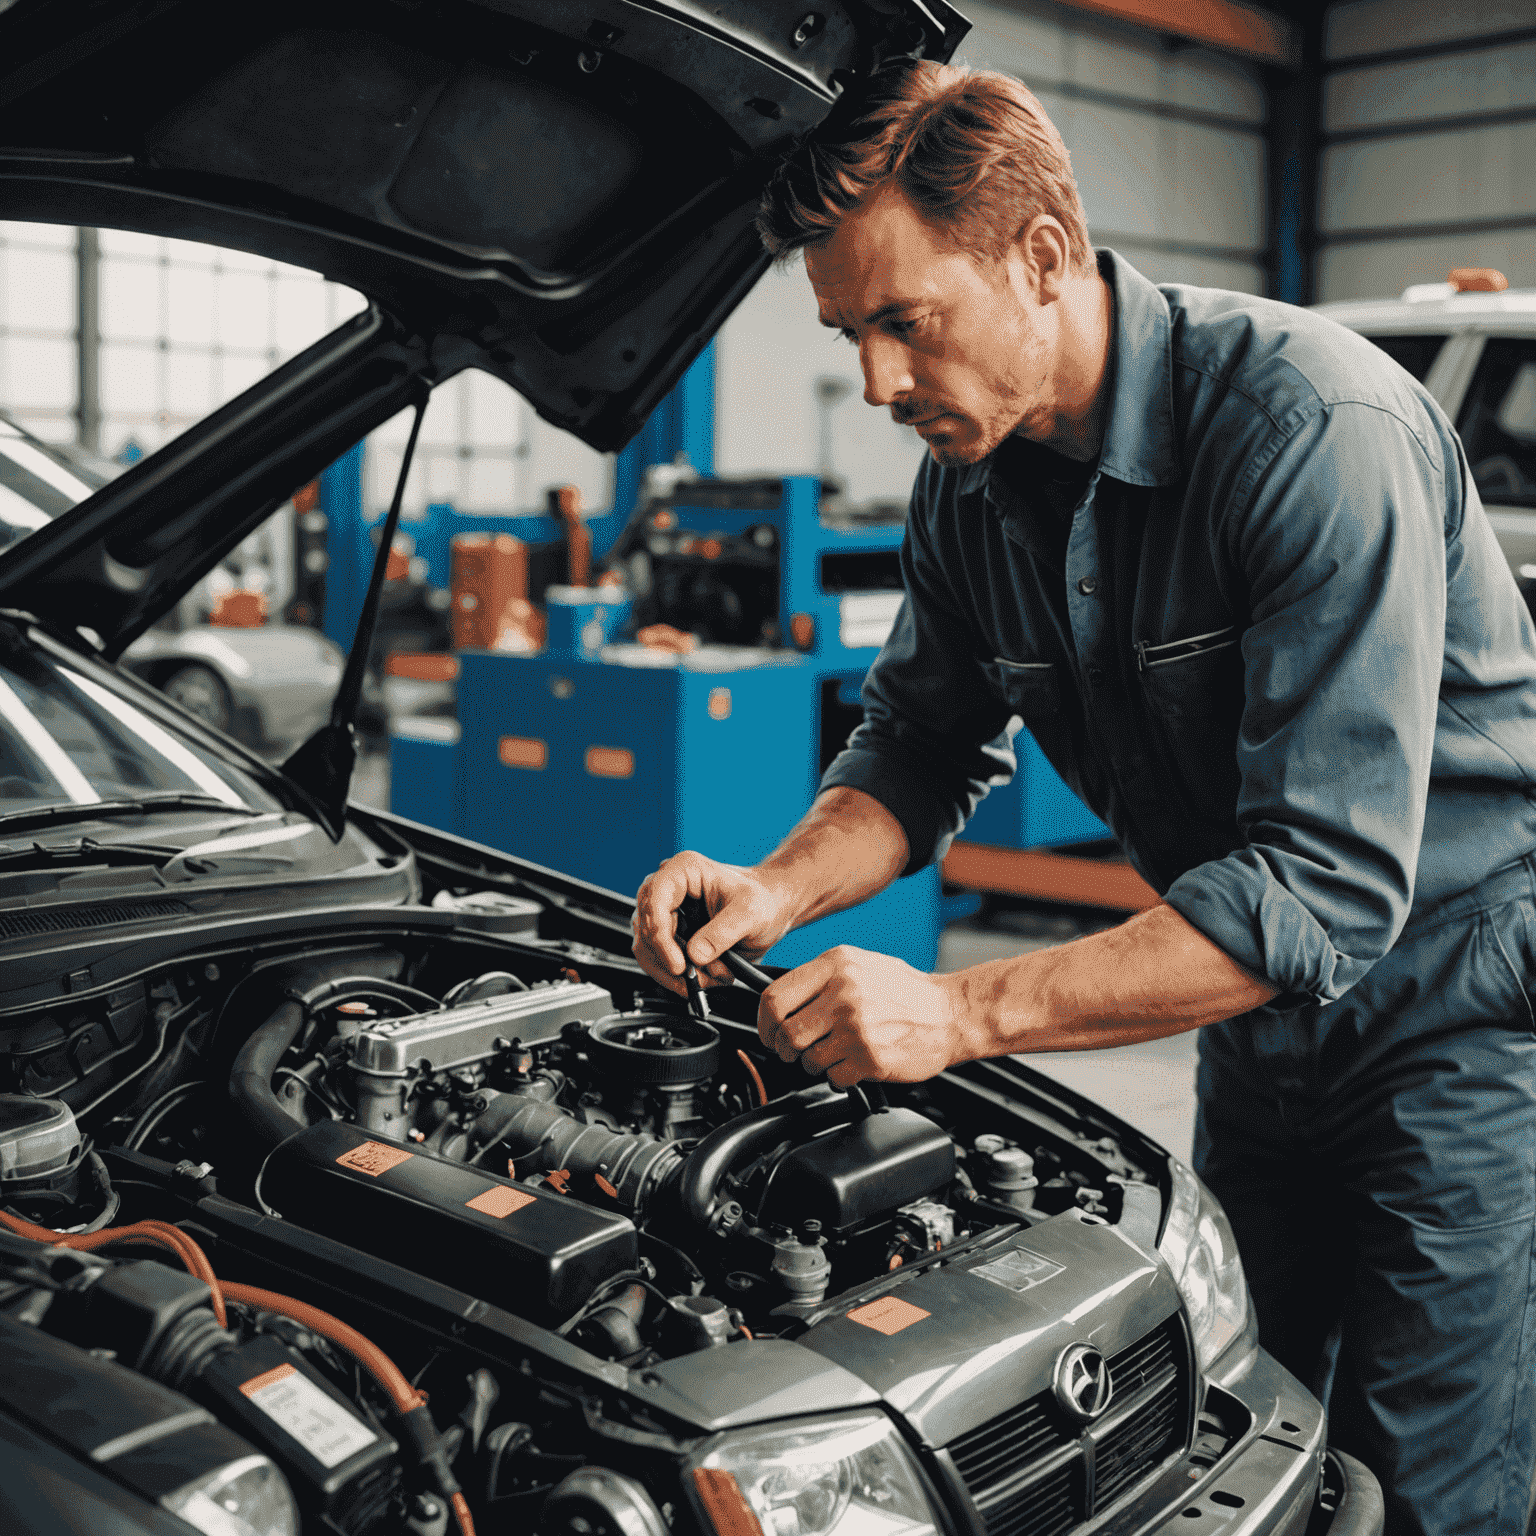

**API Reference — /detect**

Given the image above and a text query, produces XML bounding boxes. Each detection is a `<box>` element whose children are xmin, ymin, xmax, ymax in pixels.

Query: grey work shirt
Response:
<box><xmin>822</xmin><ymin>249</ymin><xmax>1536</xmax><ymax>1009</ymax></box>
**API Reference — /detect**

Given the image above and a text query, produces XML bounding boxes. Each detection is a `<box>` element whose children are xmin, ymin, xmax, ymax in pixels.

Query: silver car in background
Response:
<box><xmin>0</xmin><ymin>411</ymin><xmax>341</xmax><ymax>755</ymax></box>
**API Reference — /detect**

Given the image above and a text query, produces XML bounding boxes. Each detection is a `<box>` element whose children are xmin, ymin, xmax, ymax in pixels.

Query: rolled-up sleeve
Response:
<box><xmin>820</xmin><ymin>476</ymin><xmax>1017</xmax><ymax>874</ymax></box>
<box><xmin>1163</xmin><ymin>401</ymin><xmax>1450</xmax><ymax>1006</ymax></box>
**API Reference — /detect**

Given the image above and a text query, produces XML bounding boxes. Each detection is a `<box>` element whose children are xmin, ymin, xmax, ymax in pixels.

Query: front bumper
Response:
<box><xmin>1088</xmin><ymin>1346</ymin><xmax>1383</xmax><ymax>1536</ymax></box>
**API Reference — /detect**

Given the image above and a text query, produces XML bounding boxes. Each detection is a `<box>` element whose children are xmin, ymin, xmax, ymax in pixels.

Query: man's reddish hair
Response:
<box><xmin>757</xmin><ymin>58</ymin><xmax>1093</xmax><ymax>272</ymax></box>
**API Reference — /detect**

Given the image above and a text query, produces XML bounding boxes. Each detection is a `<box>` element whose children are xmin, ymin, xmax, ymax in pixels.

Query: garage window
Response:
<box><xmin>1360</xmin><ymin>333</ymin><xmax>1446</xmax><ymax>383</ymax></box>
<box><xmin>1458</xmin><ymin>339</ymin><xmax>1536</xmax><ymax>510</ymax></box>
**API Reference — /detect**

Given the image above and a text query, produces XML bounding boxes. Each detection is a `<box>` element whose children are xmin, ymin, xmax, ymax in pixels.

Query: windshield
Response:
<box><xmin>0</xmin><ymin>643</ymin><xmax>282</xmax><ymax>816</ymax></box>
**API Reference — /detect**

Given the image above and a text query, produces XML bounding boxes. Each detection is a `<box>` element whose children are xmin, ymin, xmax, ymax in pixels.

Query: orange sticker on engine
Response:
<box><xmin>466</xmin><ymin>1185</ymin><xmax>537</xmax><ymax>1218</ymax></box>
<box><xmin>335</xmin><ymin>1141</ymin><xmax>414</xmax><ymax>1177</ymax></box>
<box><xmin>847</xmin><ymin>1296</ymin><xmax>930</xmax><ymax>1335</ymax></box>
<box><xmin>239</xmin><ymin>1362</ymin><xmax>297</xmax><ymax>1398</ymax></box>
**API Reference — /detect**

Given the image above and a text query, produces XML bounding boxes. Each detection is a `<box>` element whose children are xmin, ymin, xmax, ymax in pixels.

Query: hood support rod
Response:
<box><xmin>281</xmin><ymin>393</ymin><xmax>428</xmax><ymax>841</ymax></box>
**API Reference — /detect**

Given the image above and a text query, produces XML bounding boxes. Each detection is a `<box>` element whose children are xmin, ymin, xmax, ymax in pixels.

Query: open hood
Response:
<box><xmin>0</xmin><ymin>0</ymin><xmax>966</xmax><ymax>651</ymax></box>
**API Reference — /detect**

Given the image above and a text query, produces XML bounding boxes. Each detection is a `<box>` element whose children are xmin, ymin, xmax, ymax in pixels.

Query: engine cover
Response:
<box><xmin>258</xmin><ymin>1121</ymin><xmax>637</xmax><ymax>1324</ymax></box>
<box><xmin>758</xmin><ymin>1109</ymin><xmax>955</xmax><ymax>1233</ymax></box>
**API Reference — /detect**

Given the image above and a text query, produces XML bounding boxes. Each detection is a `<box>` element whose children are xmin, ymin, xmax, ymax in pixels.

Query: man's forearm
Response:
<box><xmin>757</xmin><ymin>786</ymin><xmax>910</xmax><ymax>930</ymax></box>
<box><xmin>950</xmin><ymin>903</ymin><xmax>1278</xmax><ymax>1058</ymax></box>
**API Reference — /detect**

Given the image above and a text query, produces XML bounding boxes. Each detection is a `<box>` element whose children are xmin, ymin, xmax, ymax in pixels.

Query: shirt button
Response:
<box><xmin>1077</xmin><ymin>577</ymin><xmax>1097</xmax><ymax>596</ymax></box>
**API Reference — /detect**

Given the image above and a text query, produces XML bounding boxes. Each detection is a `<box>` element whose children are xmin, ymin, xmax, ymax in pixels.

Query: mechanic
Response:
<box><xmin>631</xmin><ymin>58</ymin><xmax>1536</xmax><ymax>1536</ymax></box>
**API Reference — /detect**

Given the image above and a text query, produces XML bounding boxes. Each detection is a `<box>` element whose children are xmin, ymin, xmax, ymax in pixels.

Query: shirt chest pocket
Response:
<box><xmin>984</xmin><ymin>657</ymin><xmax>1062</xmax><ymax>717</ymax></box>
<box><xmin>1135</xmin><ymin>626</ymin><xmax>1242</xmax><ymax>719</ymax></box>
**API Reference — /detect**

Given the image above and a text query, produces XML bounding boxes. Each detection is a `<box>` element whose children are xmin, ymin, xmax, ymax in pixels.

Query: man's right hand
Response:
<box><xmin>631</xmin><ymin>853</ymin><xmax>794</xmax><ymax>997</ymax></box>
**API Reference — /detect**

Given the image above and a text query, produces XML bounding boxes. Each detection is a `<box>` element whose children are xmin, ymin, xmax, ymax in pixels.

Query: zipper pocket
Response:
<box><xmin>987</xmin><ymin>658</ymin><xmax>1060</xmax><ymax>716</ymax></box>
<box><xmin>1135</xmin><ymin>626</ymin><xmax>1237</xmax><ymax>673</ymax></box>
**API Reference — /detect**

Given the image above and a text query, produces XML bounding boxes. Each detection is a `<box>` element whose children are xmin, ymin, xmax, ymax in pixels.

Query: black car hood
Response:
<box><xmin>0</xmin><ymin>0</ymin><xmax>965</xmax><ymax>652</ymax></box>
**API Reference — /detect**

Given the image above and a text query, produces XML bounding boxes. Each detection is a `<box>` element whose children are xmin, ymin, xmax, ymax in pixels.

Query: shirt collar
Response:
<box><xmin>1096</xmin><ymin>248</ymin><xmax>1179</xmax><ymax>488</ymax></box>
<box><xmin>956</xmin><ymin>247</ymin><xmax>1179</xmax><ymax>498</ymax></box>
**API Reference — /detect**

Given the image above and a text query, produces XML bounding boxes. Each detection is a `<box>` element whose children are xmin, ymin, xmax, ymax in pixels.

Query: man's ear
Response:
<box><xmin>1013</xmin><ymin>216</ymin><xmax>1071</xmax><ymax>304</ymax></box>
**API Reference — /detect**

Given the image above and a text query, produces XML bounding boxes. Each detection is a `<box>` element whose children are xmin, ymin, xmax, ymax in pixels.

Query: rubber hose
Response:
<box><xmin>229</xmin><ymin>969</ymin><xmax>439</xmax><ymax>1151</ymax></box>
<box><xmin>485</xmin><ymin>1099</ymin><xmax>682</xmax><ymax>1211</ymax></box>
<box><xmin>299</xmin><ymin>975</ymin><xmax>440</xmax><ymax>1014</ymax></box>
<box><xmin>228</xmin><ymin>999</ymin><xmax>308</xmax><ymax>1149</ymax></box>
<box><xmin>141</xmin><ymin>1306</ymin><xmax>234</xmax><ymax>1392</ymax></box>
<box><xmin>75</xmin><ymin>1153</ymin><xmax>121</xmax><ymax>1233</ymax></box>
<box><xmin>585</xmin><ymin>1284</ymin><xmax>647</xmax><ymax>1358</ymax></box>
<box><xmin>678</xmin><ymin>1084</ymin><xmax>853</xmax><ymax>1228</ymax></box>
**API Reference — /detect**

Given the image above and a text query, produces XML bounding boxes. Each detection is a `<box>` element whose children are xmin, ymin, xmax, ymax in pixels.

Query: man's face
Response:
<box><xmin>805</xmin><ymin>185</ymin><xmax>1053</xmax><ymax>466</ymax></box>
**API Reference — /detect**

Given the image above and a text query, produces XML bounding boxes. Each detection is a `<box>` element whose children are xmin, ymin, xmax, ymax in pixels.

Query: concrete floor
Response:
<box><xmin>352</xmin><ymin>747</ymin><xmax>1198</xmax><ymax>1164</ymax></box>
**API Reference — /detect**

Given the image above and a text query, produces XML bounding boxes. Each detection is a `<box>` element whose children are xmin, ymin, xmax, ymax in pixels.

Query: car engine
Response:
<box><xmin>0</xmin><ymin>906</ymin><xmax>1177</xmax><ymax>1536</ymax></box>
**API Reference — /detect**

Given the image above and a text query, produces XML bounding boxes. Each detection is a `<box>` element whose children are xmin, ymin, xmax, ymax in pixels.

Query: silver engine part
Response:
<box><xmin>348</xmin><ymin>979</ymin><xmax>612</xmax><ymax>1138</ymax></box>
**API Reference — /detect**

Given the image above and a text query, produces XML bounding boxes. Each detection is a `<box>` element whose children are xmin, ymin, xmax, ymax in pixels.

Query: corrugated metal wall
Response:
<box><xmin>714</xmin><ymin>1</ymin><xmax>1268</xmax><ymax>504</ymax></box>
<box><xmin>1317</xmin><ymin>0</ymin><xmax>1536</xmax><ymax>300</ymax></box>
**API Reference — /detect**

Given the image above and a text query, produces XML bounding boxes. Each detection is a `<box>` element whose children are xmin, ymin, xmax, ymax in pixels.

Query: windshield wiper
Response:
<box><xmin>0</xmin><ymin>837</ymin><xmax>182</xmax><ymax>873</ymax></box>
<box><xmin>0</xmin><ymin>794</ymin><xmax>266</xmax><ymax>836</ymax></box>
<box><xmin>282</xmin><ymin>393</ymin><xmax>428</xmax><ymax>841</ymax></box>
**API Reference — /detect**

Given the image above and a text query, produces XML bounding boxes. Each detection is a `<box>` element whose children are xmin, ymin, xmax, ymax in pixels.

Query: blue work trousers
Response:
<box><xmin>1194</xmin><ymin>855</ymin><xmax>1536</xmax><ymax>1536</ymax></box>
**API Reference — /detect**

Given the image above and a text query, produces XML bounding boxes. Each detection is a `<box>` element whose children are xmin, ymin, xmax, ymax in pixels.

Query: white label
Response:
<box><xmin>240</xmin><ymin>1363</ymin><xmax>378</xmax><ymax>1469</ymax></box>
<box><xmin>839</xmin><ymin>591</ymin><xmax>903</xmax><ymax>650</ymax></box>
<box><xmin>971</xmin><ymin>1246</ymin><xmax>1065</xmax><ymax>1294</ymax></box>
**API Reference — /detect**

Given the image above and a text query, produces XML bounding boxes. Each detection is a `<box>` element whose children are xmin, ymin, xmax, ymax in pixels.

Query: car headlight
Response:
<box><xmin>688</xmin><ymin>1413</ymin><xmax>940</xmax><ymax>1536</ymax></box>
<box><xmin>1158</xmin><ymin>1157</ymin><xmax>1250</xmax><ymax>1372</ymax></box>
<box><xmin>161</xmin><ymin>1453</ymin><xmax>300</xmax><ymax>1536</ymax></box>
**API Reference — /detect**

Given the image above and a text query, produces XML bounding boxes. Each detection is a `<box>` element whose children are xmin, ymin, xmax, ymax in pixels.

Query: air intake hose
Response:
<box><xmin>484</xmin><ymin>1099</ymin><xmax>684</xmax><ymax>1212</ymax></box>
<box><xmin>229</xmin><ymin>999</ymin><xmax>308</xmax><ymax>1150</ymax></box>
<box><xmin>484</xmin><ymin>1086</ymin><xmax>860</xmax><ymax>1229</ymax></box>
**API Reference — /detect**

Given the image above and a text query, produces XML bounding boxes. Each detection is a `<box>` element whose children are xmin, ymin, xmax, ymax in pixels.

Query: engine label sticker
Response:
<box><xmin>848</xmin><ymin>1296</ymin><xmax>930</xmax><ymax>1335</ymax></box>
<box><xmin>970</xmin><ymin>1246</ymin><xmax>1065</xmax><ymax>1294</ymax></box>
<box><xmin>335</xmin><ymin>1141</ymin><xmax>414</xmax><ymax>1177</ymax></box>
<box><xmin>466</xmin><ymin>1184</ymin><xmax>537</xmax><ymax>1218</ymax></box>
<box><xmin>239</xmin><ymin>1363</ymin><xmax>378</xmax><ymax>1469</ymax></box>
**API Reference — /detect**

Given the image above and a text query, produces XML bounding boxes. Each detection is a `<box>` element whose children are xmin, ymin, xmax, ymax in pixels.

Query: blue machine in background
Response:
<box><xmin>394</xmin><ymin>471</ymin><xmax>940</xmax><ymax>971</ymax></box>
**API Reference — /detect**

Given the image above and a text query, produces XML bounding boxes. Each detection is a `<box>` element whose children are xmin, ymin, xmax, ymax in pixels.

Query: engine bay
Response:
<box><xmin>0</xmin><ymin>893</ymin><xmax>1171</xmax><ymax>1536</ymax></box>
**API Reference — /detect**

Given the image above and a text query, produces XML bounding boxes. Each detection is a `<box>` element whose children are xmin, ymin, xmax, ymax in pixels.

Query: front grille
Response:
<box><xmin>949</xmin><ymin>1397</ymin><xmax>1063</xmax><ymax>1489</ymax></box>
<box><xmin>0</xmin><ymin>897</ymin><xmax>192</xmax><ymax>941</ymax></box>
<box><xmin>1102</xmin><ymin>1324</ymin><xmax>1175</xmax><ymax>1400</ymax></box>
<box><xmin>987</xmin><ymin>1462</ymin><xmax>1077</xmax><ymax>1536</ymax></box>
<box><xmin>945</xmin><ymin>1318</ymin><xmax>1189</xmax><ymax>1535</ymax></box>
<box><xmin>1092</xmin><ymin>1378</ymin><xmax>1182</xmax><ymax>1509</ymax></box>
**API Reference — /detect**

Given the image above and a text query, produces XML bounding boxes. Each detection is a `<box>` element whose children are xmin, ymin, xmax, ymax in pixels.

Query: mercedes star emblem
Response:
<box><xmin>1054</xmin><ymin>1344</ymin><xmax>1113</xmax><ymax>1422</ymax></box>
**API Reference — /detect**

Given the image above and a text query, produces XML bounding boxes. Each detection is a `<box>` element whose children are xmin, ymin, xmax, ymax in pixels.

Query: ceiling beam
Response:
<box><xmin>1050</xmin><ymin>0</ymin><xmax>1300</xmax><ymax>67</ymax></box>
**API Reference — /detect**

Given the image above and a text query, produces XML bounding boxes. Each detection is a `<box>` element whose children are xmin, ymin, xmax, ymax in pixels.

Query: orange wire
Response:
<box><xmin>219</xmin><ymin>1283</ymin><xmax>473</xmax><ymax>1536</ymax></box>
<box><xmin>219</xmin><ymin>1282</ymin><xmax>423</xmax><ymax>1412</ymax></box>
<box><xmin>451</xmin><ymin>1492</ymin><xmax>477</xmax><ymax>1536</ymax></box>
<box><xmin>0</xmin><ymin>1213</ymin><xmax>472</xmax><ymax>1535</ymax></box>
<box><xmin>0</xmin><ymin>1210</ymin><xmax>227</xmax><ymax>1326</ymax></box>
<box><xmin>736</xmin><ymin>1049</ymin><xmax>767</xmax><ymax>1108</ymax></box>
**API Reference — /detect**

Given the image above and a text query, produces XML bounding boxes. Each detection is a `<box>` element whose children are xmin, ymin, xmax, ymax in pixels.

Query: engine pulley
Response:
<box><xmin>585</xmin><ymin>1012</ymin><xmax>719</xmax><ymax>1087</ymax></box>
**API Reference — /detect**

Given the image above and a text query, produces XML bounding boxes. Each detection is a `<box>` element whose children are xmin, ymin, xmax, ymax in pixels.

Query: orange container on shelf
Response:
<box><xmin>450</xmin><ymin>533</ymin><xmax>528</xmax><ymax>650</ymax></box>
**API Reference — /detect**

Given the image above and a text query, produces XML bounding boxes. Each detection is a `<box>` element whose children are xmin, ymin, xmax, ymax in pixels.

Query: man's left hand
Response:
<box><xmin>757</xmin><ymin>946</ymin><xmax>968</xmax><ymax>1087</ymax></box>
